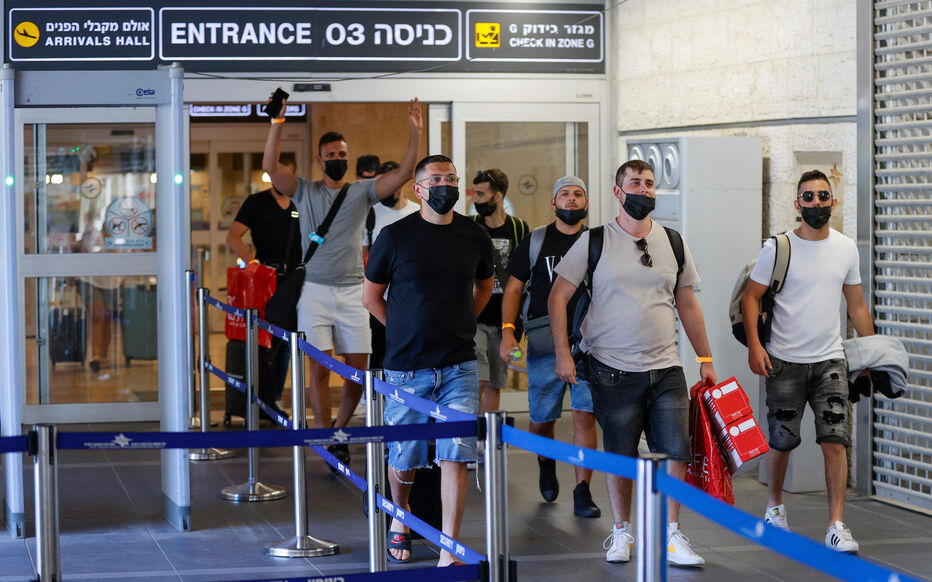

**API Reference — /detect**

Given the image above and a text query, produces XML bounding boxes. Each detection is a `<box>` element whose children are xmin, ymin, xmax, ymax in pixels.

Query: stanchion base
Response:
<box><xmin>220</xmin><ymin>481</ymin><xmax>287</xmax><ymax>502</ymax></box>
<box><xmin>189</xmin><ymin>448</ymin><xmax>234</xmax><ymax>461</ymax></box>
<box><xmin>188</xmin><ymin>417</ymin><xmax>201</xmax><ymax>430</ymax></box>
<box><xmin>265</xmin><ymin>535</ymin><xmax>341</xmax><ymax>558</ymax></box>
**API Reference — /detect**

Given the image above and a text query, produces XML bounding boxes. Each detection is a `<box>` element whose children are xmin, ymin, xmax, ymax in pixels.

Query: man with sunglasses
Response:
<box><xmin>742</xmin><ymin>169</ymin><xmax>874</xmax><ymax>553</ymax></box>
<box><xmin>549</xmin><ymin>159</ymin><xmax>716</xmax><ymax>567</ymax></box>
<box><xmin>363</xmin><ymin>154</ymin><xmax>494</xmax><ymax>567</ymax></box>
<box><xmin>470</xmin><ymin>169</ymin><xmax>529</xmax><ymax>418</ymax></box>
<box><xmin>262</xmin><ymin>96</ymin><xmax>422</xmax><ymax>470</ymax></box>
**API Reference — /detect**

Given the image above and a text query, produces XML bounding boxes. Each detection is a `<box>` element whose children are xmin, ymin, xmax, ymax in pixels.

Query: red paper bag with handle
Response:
<box><xmin>224</xmin><ymin>265</ymin><xmax>276</xmax><ymax>348</ymax></box>
<box><xmin>685</xmin><ymin>380</ymin><xmax>735</xmax><ymax>505</ymax></box>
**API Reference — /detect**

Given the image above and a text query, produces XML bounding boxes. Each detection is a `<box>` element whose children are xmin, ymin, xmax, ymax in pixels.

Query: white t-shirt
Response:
<box><xmin>554</xmin><ymin>219</ymin><xmax>700</xmax><ymax>372</ymax></box>
<box><xmin>749</xmin><ymin>228</ymin><xmax>860</xmax><ymax>363</ymax></box>
<box><xmin>363</xmin><ymin>199</ymin><xmax>420</xmax><ymax>246</ymax></box>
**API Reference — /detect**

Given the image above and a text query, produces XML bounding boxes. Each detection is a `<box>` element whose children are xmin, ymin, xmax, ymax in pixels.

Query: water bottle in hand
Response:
<box><xmin>509</xmin><ymin>346</ymin><xmax>523</xmax><ymax>361</ymax></box>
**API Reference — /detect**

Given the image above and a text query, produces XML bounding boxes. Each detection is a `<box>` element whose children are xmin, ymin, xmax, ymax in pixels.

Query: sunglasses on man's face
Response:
<box><xmin>798</xmin><ymin>190</ymin><xmax>832</xmax><ymax>203</ymax></box>
<box><xmin>635</xmin><ymin>238</ymin><xmax>652</xmax><ymax>268</ymax></box>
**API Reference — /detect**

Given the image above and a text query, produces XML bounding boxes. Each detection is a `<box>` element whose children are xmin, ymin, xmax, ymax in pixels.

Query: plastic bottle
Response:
<box><xmin>509</xmin><ymin>346</ymin><xmax>523</xmax><ymax>361</ymax></box>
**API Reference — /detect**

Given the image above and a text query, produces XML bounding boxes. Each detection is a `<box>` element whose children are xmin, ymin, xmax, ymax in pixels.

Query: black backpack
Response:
<box><xmin>569</xmin><ymin>225</ymin><xmax>685</xmax><ymax>362</ymax></box>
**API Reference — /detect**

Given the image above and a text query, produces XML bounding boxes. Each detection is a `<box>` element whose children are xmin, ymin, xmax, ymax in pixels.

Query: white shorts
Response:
<box><xmin>297</xmin><ymin>281</ymin><xmax>372</xmax><ymax>355</ymax></box>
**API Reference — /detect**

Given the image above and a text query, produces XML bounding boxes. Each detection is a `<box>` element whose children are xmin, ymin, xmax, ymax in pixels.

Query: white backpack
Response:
<box><xmin>729</xmin><ymin>234</ymin><xmax>790</xmax><ymax>346</ymax></box>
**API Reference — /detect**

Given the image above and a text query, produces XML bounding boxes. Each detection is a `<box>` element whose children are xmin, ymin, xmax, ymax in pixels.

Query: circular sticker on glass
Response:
<box><xmin>105</xmin><ymin>196</ymin><xmax>153</xmax><ymax>249</ymax></box>
<box><xmin>80</xmin><ymin>178</ymin><xmax>102</xmax><ymax>199</ymax></box>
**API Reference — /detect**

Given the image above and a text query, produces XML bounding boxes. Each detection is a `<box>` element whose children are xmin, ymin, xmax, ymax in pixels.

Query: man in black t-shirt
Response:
<box><xmin>227</xmin><ymin>159</ymin><xmax>300</xmax><ymax>412</ymax></box>
<box><xmin>500</xmin><ymin>176</ymin><xmax>600</xmax><ymax>518</ymax></box>
<box><xmin>363</xmin><ymin>155</ymin><xmax>494</xmax><ymax>567</ymax></box>
<box><xmin>471</xmin><ymin>169</ymin><xmax>529</xmax><ymax>417</ymax></box>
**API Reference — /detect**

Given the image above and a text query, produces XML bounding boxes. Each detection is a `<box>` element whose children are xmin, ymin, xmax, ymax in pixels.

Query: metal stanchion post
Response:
<box><xmin>637</xmin><ymin>454</ymin><xmax>668</xmax><ymax>582</ymax></box>
<box><xmin>484</xmin><ymin>411</ymin><xmax>512</xmax><ymax>582</ymax></box>
<box><xmin>190</xmin><ymin>288</ymin><xmax>232</xmax><ymax>461</ymax></box>
<box><xmin>365</xmin><ymin>369</ymin><xmax>387</xmax><ymax>572</ymax></box>
<box><xmin>221</xmin><ymin>308</ymin><xmax>286</xmax><ymax>501</ymax></box>
<box><xmin>186</xmin><ymin>270</ymin><xmax>199</xmax><ymax>430</ymax></box>
<box><xmin>33</xmin><ymin>424</ymin><xmax>61</xmax><ymax>582</ymax></box>
<box><xmin>266</xmin><ymin>331</ymin><xmax>340</xmax><ymax>557</ymax></box>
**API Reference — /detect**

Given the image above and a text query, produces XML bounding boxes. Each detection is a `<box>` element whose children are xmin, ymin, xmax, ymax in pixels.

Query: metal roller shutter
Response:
<box><xmin>871</xmin><ymin>0</ymin><xmax>932</xmax><ymax>512</ymax></box>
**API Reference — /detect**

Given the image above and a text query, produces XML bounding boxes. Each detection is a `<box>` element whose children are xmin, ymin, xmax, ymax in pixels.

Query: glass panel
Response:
<box><xmin>190</xmin><ymin>152</ymin><xmax>209</xmax><ymax>230</ymax></box>
<box><xmin>465</xmin><ymin>121</ymin><xmax>588</xmax><ymax>229</ymax></box>
<box><xmin>24</xmin><ymin>123</ymin><xmax>157</xmax><ymax>255</ymax></box>
<box><xmin>27</xmin><ymin>276</ymin><xmax>159</xmax><ymax>405</ymax></box>
<box><xmin>218</xmin><ymin>152</ymin><xmax>257</xmax><ymax>230</ymax></box>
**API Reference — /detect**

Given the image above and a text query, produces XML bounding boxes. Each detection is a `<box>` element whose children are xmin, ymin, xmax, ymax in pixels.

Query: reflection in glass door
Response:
<box><xmin>19</xmin><ymin>114</ymin><xmax>161</xmax><ymax>413</ymax></box>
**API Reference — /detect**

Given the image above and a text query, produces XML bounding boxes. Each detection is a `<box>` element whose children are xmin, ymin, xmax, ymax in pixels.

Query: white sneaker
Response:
<box><xmin>825</xmin><ymin>521</ymin><xmax>859</xmax><ymax>553</ymax></box>
<box><xmin>666</xmin><ymin>522</ymin><xmax>705</xmax><ymax>566</ymax></box>
<box><xmin>764</xmin><ymin>504</ymin><xmax>790</xmax><ymax>531</ymax></box>
<box><xmin>603</xmin><ymin>522</ymin><xmax>634</xmax><ymax>563</ymax></box>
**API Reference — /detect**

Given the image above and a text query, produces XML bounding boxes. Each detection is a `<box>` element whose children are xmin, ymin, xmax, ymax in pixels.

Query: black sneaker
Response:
<box><xmin>538</xmin><ymin>457</ymin><xmax>559</xmax><ymax>502</ymax></box>
<box><xmin>573</xmin><ymin>481</ymin><xmax>601</xmax><ymax>518</ymax></box>
<box><xmin>327</xmin><ymin>444</ymin><xmax>351</xmax><ymax>473</ymax></box>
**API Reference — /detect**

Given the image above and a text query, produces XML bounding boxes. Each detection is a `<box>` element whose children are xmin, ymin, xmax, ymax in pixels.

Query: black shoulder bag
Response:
<box><xmin>265</xmin><ymin>184</ymin><xmax>350</xmax><ymax>332</ymax></box>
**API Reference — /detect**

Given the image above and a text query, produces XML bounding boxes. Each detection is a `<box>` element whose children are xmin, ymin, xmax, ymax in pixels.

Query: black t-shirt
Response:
<box><xmin>475</xmin><ymin>214</ymin><xmax>529</xmax><ymax>326</ymax></box>
<box><xmin>233</xmin><ymin>189</ymin><xmax>302</xmax><ymax>273</ymax></box>
<box><xmin>506</xmin><ymin>222</ymin><xmax>586</xmax><ymax>321</ymax></box>
<box><xmin>365</xmin><ymin>212</ymin><xmax>494</xmax><ymax>371</ymax></box>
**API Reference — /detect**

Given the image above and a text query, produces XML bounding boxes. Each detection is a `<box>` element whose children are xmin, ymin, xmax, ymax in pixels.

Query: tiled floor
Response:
<box><xmin>2</xmin><ymin>414</ymin><xmax>931</xmax><ymax>582</ymax></box>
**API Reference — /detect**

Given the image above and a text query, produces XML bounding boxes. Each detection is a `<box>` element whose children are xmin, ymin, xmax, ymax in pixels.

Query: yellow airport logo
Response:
<box><xmin>14</xmin><ymin>21</ymin><xmax>40</xmax><ymax>48</ymax></box>
<box><xmin>475</xmin><ymin>23</ymin><xmax>500</xmax><ymax>48</ymax></box>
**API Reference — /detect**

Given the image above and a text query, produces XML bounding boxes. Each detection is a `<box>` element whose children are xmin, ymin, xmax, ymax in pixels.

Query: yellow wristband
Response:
<box><xmin>501</xmin><ymin>323</ymin><xmax>516</xmax><ymax>331</ymax></box>
<box><xmin>696</xmin><ymin>356</ymin><xmax>712</xmax><ymax>363</ymax></box>
<box><xmin>270</xmin><ymin>117</ymin><xmax>285</xmax><ymax>124</ymax></box>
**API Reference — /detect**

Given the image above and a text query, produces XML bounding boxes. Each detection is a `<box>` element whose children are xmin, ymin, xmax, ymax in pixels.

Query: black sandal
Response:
<box><xmin>386</xmin><ymin>531</ymin><xmax>412</xmax><ymax>563</ymax></box>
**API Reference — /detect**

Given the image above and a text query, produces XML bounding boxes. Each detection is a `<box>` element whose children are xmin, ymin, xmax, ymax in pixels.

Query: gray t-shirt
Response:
<box><xmin>554</xmin><ymin>219</ymin><xmax>700</xmax><ymax>372</ymax></box>
<box><xmin>293</xmin><ymin>177</ymin><xmax>378</xmax><ymax>286</ymax></box>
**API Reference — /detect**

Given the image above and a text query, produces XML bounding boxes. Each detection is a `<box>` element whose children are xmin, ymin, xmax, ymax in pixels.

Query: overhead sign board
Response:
<box><xmin>4</xmin><ymin>1</ymin><xmax>604</xmax><ymax>74</ymax></box>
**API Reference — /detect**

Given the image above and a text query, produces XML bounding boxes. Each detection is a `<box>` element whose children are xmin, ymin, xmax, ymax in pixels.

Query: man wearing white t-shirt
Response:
<box><xmin>742</xmin><ymin>170</ymin><xmax>874</xmax><ymax>553</ymax></box>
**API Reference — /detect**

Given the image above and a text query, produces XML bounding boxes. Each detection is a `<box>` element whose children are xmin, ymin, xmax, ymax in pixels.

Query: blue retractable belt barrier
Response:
<box><xmin>231</xmin><ymin>563</ymin><xmax>480</xmax><ymax>582</ymax></box>
<box><xmin>55</xmin><ymin>422</ymin><xmax>476</xmax><ymax>451</ymax></box>
<box><xmin>297</xmin><ymin>337</ymin><xmax>364</xmax><ymax>384</ymax></box>
<box><xmin>501</xmin><ymin>424</ymin><xmax>638</xmax><ymax>480</ymax></box>
<box><xmin>255</xmin><ymin>317</ymin><xmax>290</xmax><ymax>342</ymax></box>
<box><xmin>204</xmin><ymin>294</ymin><xmax>245</xmax><ymax>318</ymax></box>
<box><xmin>0</xmin><ymin>435</ymin><xmax>29</xmax><ymax>453</ymax></box>
<box><xmin>206</xmin><ymin>361</ymin><xmax>247</xmax><ymax>392</ymax></box>
<box><xmin>309</xmin><ymin>444</ymin><xmax>485</xmax><ymax>565</ymax></box>
<box><xmin>655</xmin><ymin>472</ymin><xmax>924</xmax><ymax>582</ymax></box>
<box><xmin>373</xmin><ymin>378</ymin><xmax>476</xmax><ymax>423</ymax></box>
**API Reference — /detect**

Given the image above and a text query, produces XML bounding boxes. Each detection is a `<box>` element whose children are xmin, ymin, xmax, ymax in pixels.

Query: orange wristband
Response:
<box><xmin>696</xmin><ymin>356</ymin><xmax>712</xmax><ymax>363</ymax></box>
<box><xmin>270</xmin><ymin>117</ymin><xmax>285</xmax><ymax>124</ymax></box>
<box><xmin>248</xmin><ymin>259</ymin><xmax>259</xmax><ymax>265</ymax></box>
<box><xmin>501</xmin><ymin>323</ymin><xmax>516</xmax><ymax>331</ymax></box>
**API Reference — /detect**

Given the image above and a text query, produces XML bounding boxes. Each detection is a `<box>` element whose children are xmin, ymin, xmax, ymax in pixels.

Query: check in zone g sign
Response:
<box><xmin>5</xmin><ymin>1</ymin><xmax>603</xmax><ymax>74</ymax></box>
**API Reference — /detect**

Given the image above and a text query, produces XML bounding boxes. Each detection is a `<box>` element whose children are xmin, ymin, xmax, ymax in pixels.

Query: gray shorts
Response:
<box><xmin>474</xmin><ymin>323</ymin><xmax>509</xmax><ymax>389</ymax></box>
<box><xmin>764</xmin><ymin>355</ymin><xmax>850</xmax><ymax>451</ymax></box>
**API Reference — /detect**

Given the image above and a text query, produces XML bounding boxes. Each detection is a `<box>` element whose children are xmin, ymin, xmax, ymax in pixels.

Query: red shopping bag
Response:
<box><xmin>685</xmin><ymin>381</ymin><xmax>735</xmax><ymax>505</ymax></box>
<box><xmin>224</xmin><ymin>265</ymin><xmax>276</xmax><ymax>348</ymax></box>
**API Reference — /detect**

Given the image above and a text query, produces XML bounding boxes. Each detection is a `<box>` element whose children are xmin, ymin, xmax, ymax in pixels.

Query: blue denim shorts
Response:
<box><xmin>586</xmin><ymin>356</ymin><xmax>690</xmax><ymax>463</ymax></box>
<box><xmin>527</xmin><ymin>353</ymin><xmax>593</xmax><ymax>423</ymax></box>
<box><xmin>383</xmin><ymin>360</ymin><xmax>479</xmax><ymax>470</ymax></box>
<box><xmin>764</xmin><ymin>355</ymin><xmax>849</xmax><ymax>450</ymax></box>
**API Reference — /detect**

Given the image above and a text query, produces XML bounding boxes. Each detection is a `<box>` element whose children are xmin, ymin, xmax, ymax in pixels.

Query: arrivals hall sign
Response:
<box><xmin>5</xmin><ymin>1</ymin><xmax>603</xmax><ymax>74</ymax></box>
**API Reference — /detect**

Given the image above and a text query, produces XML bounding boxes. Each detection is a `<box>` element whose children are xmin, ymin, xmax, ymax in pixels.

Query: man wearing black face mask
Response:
<box><xmin>263</xmin><ymin>96</ymin><xmax>423</xmax><ymax>469</ymax></box>
<box><xmin>549</xmin><ymin>159</ymin><xmax>715</xmax><ymax>566</ymax></box>
<box><xmin>362</xmin><ymin>160</ymin><xmax>419</xmax><ymax>369</ymax></box>
<box><xmin>499</xmin><ymin>176</ymin><xmax>601</xmax><ymax>518</ymax></box>
<box><xmin>363</xmin><ymin>154</ymin><xmax>494</xmax><ymax>567</ymax></box>
<box><xmin>470</xmin><ymin>169</ymin><xmax>529</xmax><ymax>418</ymax></box>
<box><xmin>742</xmin><ymin>169</ymin><xmax>874</xmax><ymax>553</ymax></box>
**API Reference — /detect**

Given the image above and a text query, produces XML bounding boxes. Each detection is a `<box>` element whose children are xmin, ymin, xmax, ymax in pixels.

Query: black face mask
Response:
<box><xmin>621</xmin><ymin>191</ymin><xmax>655</xmax><ymax>220</ymax></box>
<box><xmin>555</xmin><ymin>207</ymin><xmax>588</xmax><ymax>225</ymax></box>
<box><xmin>474</xmin><ymin>201</ymin><xmax>496</xmax><ymax>217</ymax></box>
<box><xmin>425</xmin><ymin>185</ymin><xmax>459</xmax><ymax>215</ymax></box>
<box><xmin>379</xmin><ymin>194</ymin><xmax>399</xmax><ymax>208</ymax></box>
<box><xmin>801</xmin><ymin>205</ymin><xmax>832</xmax><ymax>229</ymax></box>
<box><xmin>323</xmin><ymin>159</ymin><xmax>348</xmax><ymax>181</ymax></box>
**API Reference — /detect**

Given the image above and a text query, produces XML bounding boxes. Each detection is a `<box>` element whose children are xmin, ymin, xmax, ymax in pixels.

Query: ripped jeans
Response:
<box><xmin>764</xmin><ymin>355</ymin><xmax>850</xmax><ymax>451</ymax></box>
<box><xmin>383</xmin><ymin>360</ymin><xmax>479</xmax><ymax>470</ymax></box>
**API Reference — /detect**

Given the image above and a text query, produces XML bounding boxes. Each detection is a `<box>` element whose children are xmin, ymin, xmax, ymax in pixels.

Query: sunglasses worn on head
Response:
<box><xmin>798</xmin><ymin>190</ymin><xmax>832</xmax><ymax>203</ymax></box>
<box><xmin>635</xmin><ymin>238</ymin><xmax>652</xmax><ymax>268</ymax></box>
<box><xmin>475</xmin><ymin>169</ymin><xmax>500</xmax><ymax>190</ymax></box>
